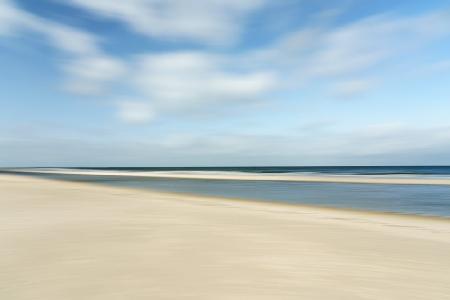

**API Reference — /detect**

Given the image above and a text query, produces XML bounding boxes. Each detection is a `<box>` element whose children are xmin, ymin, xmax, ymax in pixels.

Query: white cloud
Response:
<box><xmin>0</xmin><ymin>0</ymin><xmax>98</xmax><ymax>55</ymax></box>
<box><xmin>117</xmin><ymin>101</ymin><xmax>155</xmax><ymax>124</ymax></box>
<box><xmin>67</xmin><ymin>0</ymin><xmax>266</xmax><ymax>45</ymax></box>
<box><xmin>307</xmin><ymin>13</ymin><xmax>450</xmax><ymax>77</ymax></box>
<box><xmin>2</xmin><ymin>0</ymin><xmax>450</xmax><ymax>127</ymax></box>
<box><xmin>0</xmin><ymin>0</ymin><xmax>125</xmax><ymax>95</ymax></box>
<box><xmin>244</xmin><ymin>10</ymin><xmax>450</xmax><ymax>84</ymax></box>
<box><xmin>63</xmin><ymin>55</ymin><xmax>126</xmax><ymax>95</ymax></box>
<box><xmin>41</xmin><ymin>24</ymin><xmax>99</xmax><ymax>56</ymax></box>
<box><xmin>113</xmin><ymin>8</ymin><xmax>450</xmax><ymax>113</ymax></box>
<box><xmin>132</xmin><ymin>52</ymin><xmax>277</xmax><ymax>111</ymax></box>
<box><xmin>0</xmin><ymin>0</ymin><xmax>23</xmax><ymax>35</ymax></box>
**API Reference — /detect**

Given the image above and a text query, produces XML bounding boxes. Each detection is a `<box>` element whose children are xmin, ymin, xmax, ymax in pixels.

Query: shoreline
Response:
<box><xmin>2</xmin><ymin>173</ymin><xmax>450</xmax><ymax>241</ymax></box>
<box><xmin>7</xmin><ymin>171</ymin><xmax>450</xmax><ymax>220</ymax></box>
<box><xmin>71</xmin><ymin>178</ymin><xmax>450</xmax><ymax>222</ymax></box>
<box><xmin>9</xmin><ymin>168</ymin><xmax>450</xmax><ymax>185</ymax></box>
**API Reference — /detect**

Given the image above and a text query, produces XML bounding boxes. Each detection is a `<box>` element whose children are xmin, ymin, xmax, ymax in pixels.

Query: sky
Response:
<box><xmin>1</xmin><ymin>0</ymin><xmax>450</xmax><ymax>167</ymax></box>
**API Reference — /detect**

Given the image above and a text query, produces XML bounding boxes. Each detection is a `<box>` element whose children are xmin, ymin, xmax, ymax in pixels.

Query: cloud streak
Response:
<box><xmin>127</xmin><ymin>52</ymin><xmax>276</xmax><ymax>120</ymax></box>
<box><xmin>2</xmin><ymin>0</ymin><xmax>450</xmax><ymax>128</ymax></box>
<box><xmin>0</xmin><ymin>0</ymin><xmax>125</xmax><ymax>95</ymax></box>
<box><xmin>66</xmin><ymin>0</ymin><xmax>266</xmax><ymax>45</ymax></box>
<box><xmin>0</xmin><ymin>0</ymin><xmax>450</xmax><ymax>163</ymax></box>
<box><xmin>115</xmin><ymin>9</ymin><xmax>450</xmax><ymax>121</ymax></box>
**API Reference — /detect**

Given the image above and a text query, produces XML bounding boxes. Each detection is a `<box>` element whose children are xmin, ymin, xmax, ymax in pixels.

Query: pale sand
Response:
<box><xmin>15</xmin><ymin>168</ymin><xmax>450</xmax><ymax>185</ymax></box>
<box><xmin>1</xmin><ymin>174</ymin><xmax>450</xmax><ymax>299</ymax></box>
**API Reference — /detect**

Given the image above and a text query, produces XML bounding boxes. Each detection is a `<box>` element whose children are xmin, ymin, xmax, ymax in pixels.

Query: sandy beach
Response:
<box><xmin>1</xmin><ymin>174</ymin><xmax>450</xmax><ymax>299</ymax></box>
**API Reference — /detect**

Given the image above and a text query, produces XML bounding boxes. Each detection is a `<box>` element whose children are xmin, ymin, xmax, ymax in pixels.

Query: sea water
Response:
<box><xmin>5</xmin><ymin>166</ymin><xmax>450</xmax><ymax>217</ymax></box>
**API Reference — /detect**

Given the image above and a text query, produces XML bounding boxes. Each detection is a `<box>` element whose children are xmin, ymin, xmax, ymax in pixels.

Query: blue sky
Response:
<box><xmin>1</xmin><ymin>0</ymin><xmax>450</xmax><ymax>166</ymax></box>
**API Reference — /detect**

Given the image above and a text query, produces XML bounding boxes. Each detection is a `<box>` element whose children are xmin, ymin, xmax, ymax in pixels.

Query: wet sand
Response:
<box><xmin>1</xmin><ymin>174</ymin><xmax>450</xmax><ymax>299</ymax></box>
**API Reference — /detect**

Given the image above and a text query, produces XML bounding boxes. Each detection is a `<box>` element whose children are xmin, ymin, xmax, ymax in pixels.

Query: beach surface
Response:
<box><xmin>1</xmin><ymin>174</ymin><xmax>450</xmax><ymax>299</ymax></box>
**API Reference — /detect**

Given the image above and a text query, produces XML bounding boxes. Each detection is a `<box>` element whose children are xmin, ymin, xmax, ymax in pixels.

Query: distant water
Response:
<box><xmin>69</xmin><ymin>166</ymin><xmax>450</xmax><ymax>176</ymax></box>
<box><xmin>5</xmin><ymin>168</ymin><xmax>450</xmax><ymax>218</ymax></box>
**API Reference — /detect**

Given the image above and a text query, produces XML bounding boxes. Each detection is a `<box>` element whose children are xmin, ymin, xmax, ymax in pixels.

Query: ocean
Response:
<box><xmin>4</xmin><ymin>166</ymin><xmax>450</xmax><ymax>217</ymax></box>
<box><xmin>70</xmin><ymin>165</ymin><xmax>450</xmax><ymax>176</ymax></box>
